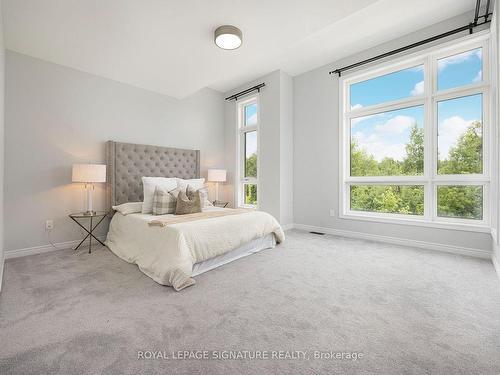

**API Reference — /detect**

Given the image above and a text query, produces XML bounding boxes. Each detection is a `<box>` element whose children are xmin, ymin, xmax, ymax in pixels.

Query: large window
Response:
<box><xmin>340</xmin><ymin>34</ymin><xmax>490</xmax><ymax>230</ymax></box>
<box><xmin>237</xmin><ymin>96</ymin><xmax>259</xmax><ymax>207</ymax></box>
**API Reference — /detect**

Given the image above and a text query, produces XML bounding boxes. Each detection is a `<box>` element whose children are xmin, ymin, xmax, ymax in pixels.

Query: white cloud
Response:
<box><xmin>438</xmin><ymin>116</ymin><xmax>473</xmax><ymax>158</ymax></box>
<box><xmin>473</xmin><ymin>70</ymin><xmax>482</xmax><ymax>83</ymax></box>
<box><xmin>437</xmin><ymin>49</ymin><xmax>480</xmax><ymax>71</ymax></box>
<box><xmin>352</xmin><ymin>115</ymin><xmax>420</xmax><ymax>161</ymax></box>
<box><xmin>410</xmin><ymin>80</ymin><xmax>424</xmax><ymax>96</ymax></box>
<box><xmin>374</xmin><ymin>115</ymin><xmax>415</xmax><ymax>134</ymax></box>
<box><xmin>353</xmin><ymin>131</ymin><xmax>406</xmax><ymax>162</ymax></box>
<box><xmin>351</xmin><ymin>103</ymin><xmax>363</xmax><ymax>110</ymax></box>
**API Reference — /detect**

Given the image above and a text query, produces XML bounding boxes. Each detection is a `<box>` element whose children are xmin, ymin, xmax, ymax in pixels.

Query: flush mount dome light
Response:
<box><xmin>214</xmin><ymin>25</ymin><xmax>242</xmax><ymax>50</ymax></box>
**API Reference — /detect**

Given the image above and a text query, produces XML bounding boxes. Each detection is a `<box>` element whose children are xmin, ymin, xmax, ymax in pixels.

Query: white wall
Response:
<box><xmin>5</xmin><ymin>51</ymin><xmax>225</xmax><ymax>252</ymax></box>
<box><xmin>293</xmin><ymin>12</ymin><xmax>493</xmax><ymax>252</ymax></box>
<box><xmin>0</xmin><ymin>6</ymin><xmax>5</xmax><ymax>290</ymax></box>
<box><xmin>223</xmin><ymin>70</ymin><xmax>293</xmax><ymax>225</ymax></box>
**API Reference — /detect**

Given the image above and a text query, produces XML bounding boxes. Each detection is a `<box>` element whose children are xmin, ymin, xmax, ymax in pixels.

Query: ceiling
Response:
<box><xmin>3</xmin><ymin>0</ymin><xmax>478</xmax><ymax>98</ymax></box>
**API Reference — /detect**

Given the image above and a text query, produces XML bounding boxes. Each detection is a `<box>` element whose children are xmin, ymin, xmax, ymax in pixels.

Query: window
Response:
<box><xmin>340</xmin><ymin>34</ymin><xmax>490</xmax><ymax>230</ymax></box>
<box><xmin>237</xmin><ymin>96</ymin><xmax>259</xmax><ymax>207</ymax></box>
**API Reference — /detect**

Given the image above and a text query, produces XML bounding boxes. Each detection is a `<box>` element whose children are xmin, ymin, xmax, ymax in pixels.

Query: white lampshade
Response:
<box><xmin>208</xmin><ymin>169</ymin><xmax>227</xmax><ymax>182</ymax></box>
<box><xmin>72</xmin><ymin>164</ymin><xmax>106</xmax><ymax>183</ymax></box>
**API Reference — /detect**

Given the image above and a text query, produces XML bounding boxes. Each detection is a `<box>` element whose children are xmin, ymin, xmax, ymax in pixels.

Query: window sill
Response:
<box><xmin>339</xmin><ymin>212</ymin><xmax>491</xmax><ymax>233</ymax></box>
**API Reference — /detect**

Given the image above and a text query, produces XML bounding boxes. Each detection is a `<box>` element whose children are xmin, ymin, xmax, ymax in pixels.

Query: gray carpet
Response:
<box><xmin>1</xmin><ymin>229</ymin><xmax>500</xmax><ymax>375</ymax></box>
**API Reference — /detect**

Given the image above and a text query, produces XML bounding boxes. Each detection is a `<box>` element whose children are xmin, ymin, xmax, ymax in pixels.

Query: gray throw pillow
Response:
<box><xmin>152</xmin><ymin>186</ymin><xmax>177</xmax><ymax>215</ymax></box>
<box><xmin>176</xmin><ymin>190</ymin><xmax>202</xmax><ymax>215</ymax></box>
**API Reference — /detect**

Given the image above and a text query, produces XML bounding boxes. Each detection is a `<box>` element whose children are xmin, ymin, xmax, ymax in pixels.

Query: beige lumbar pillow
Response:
<box><xmin>175</xmin><ymin>190</ymin><xmax>202</xmax><ymax>215</ymax></box>
<box><xmin>152</xmin><ymin>187</ymin><xmax>177</xmax><ymax>215</ymax></box>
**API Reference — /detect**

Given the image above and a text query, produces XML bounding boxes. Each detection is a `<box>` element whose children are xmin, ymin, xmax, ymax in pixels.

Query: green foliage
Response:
<box><xmin>438</xmin><ymin>121</ymin><xmax>482</xmax><ymax>174</ymax></box>
<box><xmin>351</xmin><ymin>121</ymin><xmax>482</xmax><ymax>219</ymax></box>
<box><xmin>245</xmin><ymin>184</ymin><xmax>257</xmax><ymax>205</ymax></box>
<box><xmin>245</xmin><ymin>153</ymin><xmax>257</xmax><ymax>205</ymax></box>
<box><xmin>350</xmin><ymin>185</ymin><xmax>424</xmax><ymax>215</ymax></box>
<box><xmin>437</xmin><ymin>186</ymin><xmax>482</xmax><ymax>220</ymax></box>
<box><xmin>351</xmin><ymin>123</ymin><xmax>424</xmax><ymax>177</ymax></box>
<box><xmin>245</xmin><ymin>154</ymin><xmax>257</xmax><ymax>178</ymax></box>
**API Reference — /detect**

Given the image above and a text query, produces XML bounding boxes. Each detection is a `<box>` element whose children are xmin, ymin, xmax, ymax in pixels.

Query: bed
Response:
<box><xmin>104</xmin><ymin>141</ymin><xmax>284</xmax><ymax>290</ymax></box>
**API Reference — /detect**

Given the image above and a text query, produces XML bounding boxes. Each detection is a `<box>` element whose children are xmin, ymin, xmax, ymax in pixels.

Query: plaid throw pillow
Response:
<box><xmin>152</xmin><ymin>186</ymin><xmax>177</xmax><ymax>215</ymax></box>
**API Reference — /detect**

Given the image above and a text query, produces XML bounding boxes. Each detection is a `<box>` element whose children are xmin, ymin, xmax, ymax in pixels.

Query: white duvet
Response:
<box><xmin>105</xmin><ymin>207</ymin><xmax>284</xmax><ymax>290</ymax></box>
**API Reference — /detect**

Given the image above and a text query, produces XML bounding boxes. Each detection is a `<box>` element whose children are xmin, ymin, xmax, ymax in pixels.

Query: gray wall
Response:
<box><xmin>0</xmin><ymin>7</ymin><xmax>5</xmax><ymax>290</ymax></box>
<box><xmin>279</xmin><ymin>71</ymin><xmax>294</xmax><ymax>226</ymax></box>
<box><xmin>293</xmin><ymin>12</ymin><xmax>492</xmax><ymax>251</ymax></box>
<box><xmin>5</xmin><ymin>51</ymin><xmax>225</xmax><ymax>251</ymax></box>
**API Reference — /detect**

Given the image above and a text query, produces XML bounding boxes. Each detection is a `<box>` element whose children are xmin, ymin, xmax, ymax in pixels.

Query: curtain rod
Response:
<box><xmin>329</xmin><ymin>0</ymin><xmax>491</xmax><ymax>77</ymax></box>
<box><xmin>225</xmin><ymin>83</ymin><xmax>265</xmax><ymax>101</ymax></box>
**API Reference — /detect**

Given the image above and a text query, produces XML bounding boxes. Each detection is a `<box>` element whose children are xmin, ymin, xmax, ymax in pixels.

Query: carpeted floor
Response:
<box><xmin>1</xmin><ymin>229</ymin><xmax>500</xmax><ymax>375</ymax></box>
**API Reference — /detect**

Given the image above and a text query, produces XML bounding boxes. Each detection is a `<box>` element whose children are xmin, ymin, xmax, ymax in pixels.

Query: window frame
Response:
<box><xmin>236</xmin><ymin>94</ymin><xmax>260</xmax><ymax>208</ymax></box>
<box><xmin>339</xmin><ymin>32</ymin><xmax>491</xmax><ymax>232</ymax></box>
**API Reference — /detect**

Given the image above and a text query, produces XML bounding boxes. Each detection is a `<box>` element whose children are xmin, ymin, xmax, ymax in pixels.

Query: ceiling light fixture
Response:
<box><xmin>214</xmin><ymin>25</ymin><xmax>242</xmax><ymax>50</ymax></box>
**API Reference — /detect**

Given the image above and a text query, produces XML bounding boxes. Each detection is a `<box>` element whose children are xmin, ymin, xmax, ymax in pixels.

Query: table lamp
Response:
<box><xmin>208</xmin><ymin>169</ymin><xmax>226</xmax><ymax>203</ymax></box>
<box><xmin>72</xmin><ymin>164</ymin><xmax>106</xmax><ymax>215</ymax></box>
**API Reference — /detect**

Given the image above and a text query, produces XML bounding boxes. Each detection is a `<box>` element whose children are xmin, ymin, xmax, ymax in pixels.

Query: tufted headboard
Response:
<box><xmin>106</xmin><ymin>141</ymin><xmax>200</xmax><ymax>209</ymax></box>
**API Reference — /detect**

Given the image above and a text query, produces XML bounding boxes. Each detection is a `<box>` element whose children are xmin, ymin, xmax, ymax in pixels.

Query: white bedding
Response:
<box><xmin>105</xmin><ymin>207</ymin><xmax>284</xmax><ymax>290</ymax></box>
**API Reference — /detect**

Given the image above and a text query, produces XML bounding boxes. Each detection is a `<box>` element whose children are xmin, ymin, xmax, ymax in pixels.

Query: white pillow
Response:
<box><xmin>142</xmin><ymin>177</ymin><xmax>178</xmax><ymax>213</ymax></box>
<box><xmin>177</xmin><ymin>178</ymin><xmax>205</xmax><ymax>191</ymax></box>
<box><xmin>112</xmin><ymin>202</ymin><xmax>143</xmax><ymax>215</ymax></box>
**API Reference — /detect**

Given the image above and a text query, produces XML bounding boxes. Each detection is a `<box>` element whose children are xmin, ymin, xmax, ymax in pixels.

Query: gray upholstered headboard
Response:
<box><xmin>106</xmin><ymin>141</ymin><xmax>200</xmax><ymax>209</ymax></box>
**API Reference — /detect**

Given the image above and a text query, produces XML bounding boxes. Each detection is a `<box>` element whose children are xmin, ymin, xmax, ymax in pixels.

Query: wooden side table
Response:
<box><xmin>69</xmin><ymin>211</ymin><xmax>108</xmax><ymax>253</ymax></box>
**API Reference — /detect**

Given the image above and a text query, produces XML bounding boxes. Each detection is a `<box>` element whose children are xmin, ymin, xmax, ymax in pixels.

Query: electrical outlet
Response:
<box><xmin>329</xmin><ymin>209</ymin><xmax>335</xmax><ymax>217</ymax></box>
<box><xmin>45</xmin><ymin>220</ymin><xmax>54</xmax><ymax>231</ymax></box>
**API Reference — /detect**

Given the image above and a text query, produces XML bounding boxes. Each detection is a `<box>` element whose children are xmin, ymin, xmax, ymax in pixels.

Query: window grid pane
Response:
<box><xmin>437</xmin><ymin>185</ymin><xmax>483</xmax><ymax>220</ymax></box>
<box><xmin>350</xmin><ymin>185</ymin><xmax>424</xmax><ymax>216</ymax></box>
<box><xmin>244</xmin><ymin>131</ymin><xmax>257</xmax><ymax>178</ymax></box>
<box><xmin>244</xmin><ymin>103</ymin><xmax>257</xmax><ymax>126</ymax></box>
<box><xmin>350</xmin><ymin>106</ymin><xmax>424</xmax><ymax>177</ymax></box>
<box><xmin>437</xmin><ymin>94</ymin><xmax>483</xmax><ymax>175</ymax></box>
<box><xmin>244</xmin><ymin>184</ymin><xmax>258</xmax><ymax>206</ymax></box>
<box><xmin>437</xmin><ymin>48</ymin><xmax>482</xmax><ymax>91</ymax></box>
<box><xmin>350</xmin><ymin>65</ymin><xmax>424</xmax><ymax>109</ymax></box>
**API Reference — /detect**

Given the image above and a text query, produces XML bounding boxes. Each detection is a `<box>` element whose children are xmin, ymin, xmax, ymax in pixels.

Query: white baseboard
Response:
<box><xmin>492</xmin><ymin>240</ymin><xmax>500</xmax><ymax>281</ymax></box>
<box><xmin>492</xmin><ymin>253</ymin><xmax>500</xmax><ymax>281</ymax></box>
<box><xmin>281</xmin><ymin>223</ymin><xmax>294</xmax><ymax>231</ymax></box>
<box><xmin>292</xmin><ymin>223</ymin><xmax>492</xmax><ymax>259</ymax></box>
<box><xmin>5</xmin><ymin>236</ymin><xmax>107</xmax><ymax>259</ymax></box>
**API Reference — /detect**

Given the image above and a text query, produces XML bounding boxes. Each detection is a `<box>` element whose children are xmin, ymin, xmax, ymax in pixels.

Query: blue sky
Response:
<box><xmin>350</xmin><ymin>48</ymin><xmax>482</xmax><ymax>164</ymax></box>
<box><xmin>244</xmin><ymin>103</ymin><xmax>258</xmax><ymax>161</ymax></box>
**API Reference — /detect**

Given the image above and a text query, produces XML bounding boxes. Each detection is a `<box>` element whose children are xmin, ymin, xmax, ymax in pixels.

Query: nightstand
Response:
<box><xmin>212</xmin><ymin>200</ymin><xmax>229</xmax><ymax>208</ymax></box>
<box><xmin>69</xmin><ymin>211</ymin><xmax>108</xmax><ymax>253</ymax></box>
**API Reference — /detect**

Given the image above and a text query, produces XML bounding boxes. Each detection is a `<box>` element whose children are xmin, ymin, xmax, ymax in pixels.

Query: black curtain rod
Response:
<box><xmin>329</xmin><ymin>1</ymin><xmax>491</xmax><ymax>77</ymax></box>
<box><xmin>225</xmin><ymin>83</ymin><xmax>265</xmax><ymax>101</ymax></box>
